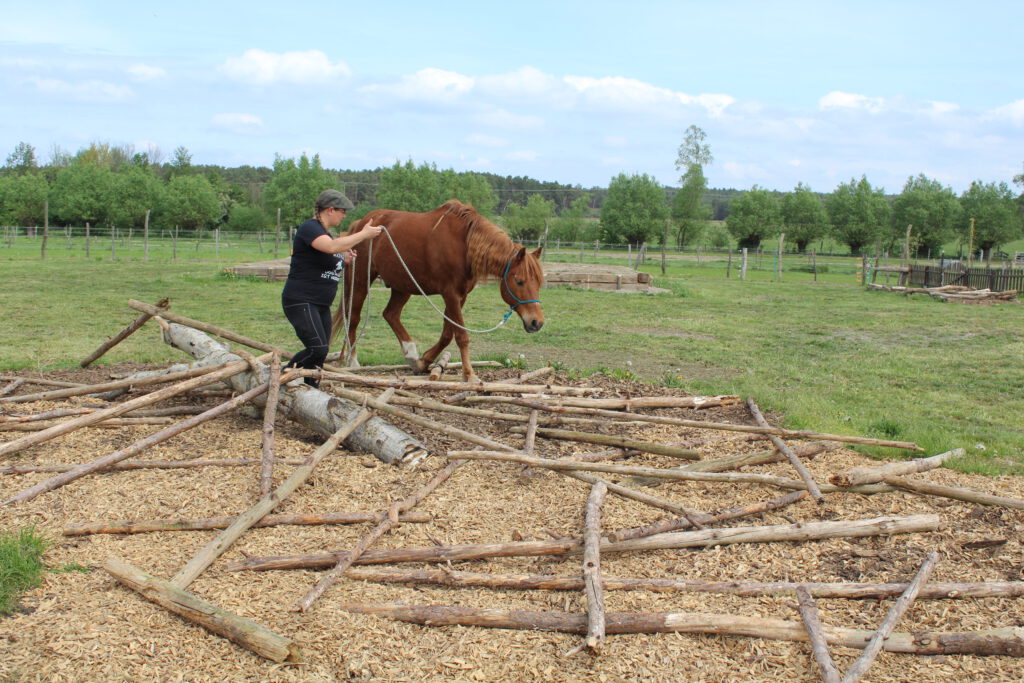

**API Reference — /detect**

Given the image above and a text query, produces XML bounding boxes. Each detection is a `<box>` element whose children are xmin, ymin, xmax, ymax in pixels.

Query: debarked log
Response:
<box><xmin>225</xmin><ymin>514</ymin><xmax>938</xmax><ymax>572</ymax></box>
<box><xmin>830</xmin><ymin>448</ymin><xmax>964</xmax><ymax>488</ymax></box>
<box><xmin>337</xmin><ymin>602</ymin><xmax>1024</xmax><ymax>656</ymax></box>
<box><xmin>103</xmin><ymin>556</ymin><xmax>302</xmax><ymax>663</ymax></box>
<box><xmin>162</xmin><ymin>322</ymin><xmax>426</xmax><ymax>464</ymax></box>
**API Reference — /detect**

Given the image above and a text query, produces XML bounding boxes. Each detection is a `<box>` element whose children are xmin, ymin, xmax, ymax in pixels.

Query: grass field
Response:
<box><xmin>2</xmin><ymin>236</ymin><xmax>1021</xmax><ymax>475</ymax></box>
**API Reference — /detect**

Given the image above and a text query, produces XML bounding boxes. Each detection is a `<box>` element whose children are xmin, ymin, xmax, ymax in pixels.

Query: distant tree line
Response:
<box><xmin>1</xmin><ymin>140</ymin><xmax>1022</xmax><ymax>258</ymax></box>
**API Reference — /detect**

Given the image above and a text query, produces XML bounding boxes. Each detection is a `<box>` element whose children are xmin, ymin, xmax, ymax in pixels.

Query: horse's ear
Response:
<box><xmin>532</xmin><ymin>246</ymin><xmax>543</xmax><ymax>259</ymax></box>
<box><xmin>514</xmin><ymin>246</ymin><xmax>527</xmax><ymax>262</ymax></box>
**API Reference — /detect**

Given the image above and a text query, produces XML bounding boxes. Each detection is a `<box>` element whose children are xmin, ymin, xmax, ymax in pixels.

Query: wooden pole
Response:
<box><xmin>227</xmin><ymin>514</ymin><xmax>938</xmax><ymax>572</ymax></box>
<box><xmin>335</xmin><ymin>602</ymin><xmax>1024</xmax><ymax>656</ymax></box>
<box><xmin>339</xmin><ymin>567</ymin><xmax>1024</xmax><ymax>601</ymax></box>
<box><xmin>103</xmin><ymin>557</ymin><xmax>302</xmax><ymax>663</ymax></box>
<box><xmin>509</xmin><ymin>425</ymin><xmax>700</xmax><ymax>460</ymax></box>
<box><xmin>79</xmin><ymin>297</ymin><xmax>169</xmax><ymax>367</ymax></box>
<box><xmin>127</xmin><ymin>299</ymin><xmax>292</xmax><ymax>360</ymax></box>
<box><xmin>747</xmin><ymin>398</ymin><xmax>824</xmax><ymax>502</ymax></box>
<box><xmin>293</xmin><ymin>455</ymin><xmax>465</xmax><ymax>611</ymax></box>
<box><xmin>64</xmin><ymin>510</ymin><xmax>432</xmax><ymax>536</ymax></box>
<box><xmin>259</xmin><ymin>352</ymin><xmax>282</xmax><ymax>496</ymax></box>
<box><xmin>840</xmin><ymin>551</ymin><xmax>939</xmax><ymax>682</ymax></box>
<box><xmin>884</xmin><ymin>476</ymin><xmax>1024</xmax><ymax>510</ymax></box>
<box><xmin>741</xmin><ymin>247</ymin><xmax>748</xmax><ymax>280</ymax></box>
<box><xmin>41</xmin><ymin>200</ymin><xmax>48</xmax><ymax>260</ymax></box>
<box><xmin>143</xmin><ymin>209</ymin><xmax>151</xmax><ymax>261</ymax></box>
<box><xmin>170</xmin><ymin>390</ymin><xmax>393</xmax><ymax>589</ymax></box>
<box><xmin>581</xmin><ymin>481</ymin><xmax>607</xmax><ymax>652</ymax></box>
<box><xmin>0</xmin><ymin>360</ymin><xmax>252</xmax><ymax>462</ymax></box>
<box><xmin>1</xmin><ymin>371</ymin><xmax>287</xmax><ymax>506</ymax></box>
<box><xmin>795</xmin><ymin>585</ymin><xmax>841</xmax><ymax>683</ymax></box>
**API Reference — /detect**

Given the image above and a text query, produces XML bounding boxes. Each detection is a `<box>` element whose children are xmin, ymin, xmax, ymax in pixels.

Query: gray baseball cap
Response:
<box><xmin>316</xmin><ymin>189</ymin><xmax>355</xmax><ymax>211</ymax></box>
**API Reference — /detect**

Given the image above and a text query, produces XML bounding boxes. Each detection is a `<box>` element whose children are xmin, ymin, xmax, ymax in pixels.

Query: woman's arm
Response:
<box><xmin>311</xmin><ymin>223</ymin><xmax>384</xmax><ymax>254</ymax></box>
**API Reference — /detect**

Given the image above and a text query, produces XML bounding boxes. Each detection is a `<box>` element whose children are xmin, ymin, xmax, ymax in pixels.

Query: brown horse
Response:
<box><xmin>331</xmin><ymin>200</ymin><xmax>545</xmax><ymax>382</ymax></box>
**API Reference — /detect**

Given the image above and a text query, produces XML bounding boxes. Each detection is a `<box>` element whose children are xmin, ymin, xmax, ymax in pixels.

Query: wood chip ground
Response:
<box><xmin>1</xmin><ymin>364</ymin><xmax>1022</xmax><ymax>682</ymax></box>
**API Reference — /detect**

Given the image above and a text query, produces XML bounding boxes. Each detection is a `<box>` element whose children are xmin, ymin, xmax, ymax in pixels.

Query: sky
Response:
<box><xmin>1</xmin><ymin>0</ymin><xmax>1022</xmax><ymax>194</ymax></box>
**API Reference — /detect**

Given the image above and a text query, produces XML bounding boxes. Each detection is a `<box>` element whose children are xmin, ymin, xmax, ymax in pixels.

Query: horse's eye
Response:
<box><xmin>516</xmin><ymin>279</ymin><xmax>525</xmax><ymax>287</ymax></box>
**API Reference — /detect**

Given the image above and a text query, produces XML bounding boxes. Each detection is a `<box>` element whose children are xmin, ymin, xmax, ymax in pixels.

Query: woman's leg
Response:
<box><xmin>282</xmin><ymin>299</ymin><xmax>333</xmax><ymax>387</ymax></box>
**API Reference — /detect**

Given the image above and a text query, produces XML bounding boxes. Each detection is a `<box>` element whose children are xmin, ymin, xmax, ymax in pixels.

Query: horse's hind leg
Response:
<box><xmin>382</xmin><ymin>290</ymin><xmax>423</xmax><ymax>371</ymax></box>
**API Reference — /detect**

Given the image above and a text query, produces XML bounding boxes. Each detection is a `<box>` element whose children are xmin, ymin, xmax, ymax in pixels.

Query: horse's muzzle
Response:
<box><xmin>522</xmin><ymin>317</ymin><xmax>544</xmax><ymax>333</ymax></box>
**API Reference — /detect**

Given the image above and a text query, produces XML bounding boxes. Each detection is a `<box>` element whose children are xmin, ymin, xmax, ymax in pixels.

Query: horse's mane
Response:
<box><xmin>441</xmin><ymin>200</ymin><xmax>542</xmax><ymax>283</ymax></box>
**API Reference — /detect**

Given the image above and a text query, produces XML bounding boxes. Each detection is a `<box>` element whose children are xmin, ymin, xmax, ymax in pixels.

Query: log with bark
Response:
<box><xmin>747</xmin><ymin>398</ymin><xmax>824</xmax><ymax>502</ymax></box>
<box><xmin>336</xmin><ymin>602</ymin><xmax>1024</xmax><ymax>656</ymax></box>
<box><xmin>508</xmin><ymin>425</ymin><xmax>701</xmax><ymax>460</ymax></box>
<box><xmin>883</xmin><ymin>476</ymin><xmax>1024</xmax><ymax>510</ymax></box>
<box><xmin>80</xmin><ymin>297</ymin><xmax>168</xmax><ymax>367</ymax></box>
<box><xmin>225</xmin><ymin>514</ymin><xmax>938</xmax><ymax>572</ymax></box>
<box><xmin>63</xmin><ymin>509</ymin><xmax>432</xmax><ymax>536</ymax></box>
<box><xmin>338</xmin><ymin>567</ymin><xmax>1024</xmax><ymax>600</ymax></box>
<box><xmin>795</xmin><ymin>585</ymin><xmax>841</xmax><ymax>683</ymax></box>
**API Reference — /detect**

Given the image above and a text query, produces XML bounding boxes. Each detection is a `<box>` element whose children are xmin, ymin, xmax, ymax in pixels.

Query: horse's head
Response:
<box><xmin>500</xmin><ymin>246</ymin><xmax>545</xmax><ymax>333</ymax></box>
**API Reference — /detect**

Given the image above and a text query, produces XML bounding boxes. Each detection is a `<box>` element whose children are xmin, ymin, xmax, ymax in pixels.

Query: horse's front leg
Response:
<box><xmin>420</xmin><ymin>293</ymin><xmax>476</xmax><ymax>383</ymax></box>
<box><xmin>381</xmin><ymin>291</ymin><xmax>424</xmax><ymax>371</ymax></box>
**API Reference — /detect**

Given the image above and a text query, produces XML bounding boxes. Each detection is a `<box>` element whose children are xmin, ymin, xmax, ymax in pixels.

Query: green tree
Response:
<box><xmin>600</xmin><ymin>173</ymin><xmax>668</xmax><ymax>246</ymax></box>
<box><xmin>168</xmin><ymin>145</ymin><xmax>193</xmax><ymax>177</ymax></box>
<box><xmin>376</xmin><ymin>160</ymin><xmax>444</xmax><ymax>212</ymax></box>
<box><xmin>439</xmin><ymin>169</ymin><xmax>498</xmax><ymax>216</ymax></box>
<box><xmin>671</xmin><ymin>166</ymin><xmax>710</xmax><ymax>247</ymax></box>
<box><xmin>672</xmin><ymin>125</ymin><xmax>713</xmax><ymax>247</ymax></box>
<box><xmin>3</xmin><ymin>142</ymin><xmax>39</xmax><ymax>176</ymax></box>
<box><xmin>781</xmin><ymin>183</ymin><xmax>829</xmax><ymax>253</ymax></box>
<box><xmin>503</xmin><ymin>194</ymin><xmax>555</xmax><ymax>241</ymax></box>
<box><xmin>726</xmin><ymin>186</ymin><xmax>782</xmax><ymax>250</ymax></box>
<box><xmin>827</xmin><ymin>176</ymin><xmax>890</xmax><ymax>254</ymax></box>
<box><xmin>0</xmin><ymin>173</ymin><xmax>49</xmax><ymax>225</ymax></box>
<box><xmin>160</xmin><ymin>174</ymin><xmax>221</xmax><ymax>231</ymax></box>
<box><xmin>959</xmin><ymin>180</ymin><xmax>1023</xmax><ymax>255</ymax></box>
<box><xmin>51</xmin><ymin>163</ymin><xmax>115</xmax><ymax>226</ymax></box>
<box><xmin>109</xmin><ymin>166</ymin><xmax>164</xmax><ymax>229</ymax></box>
<box><xmin>891</xmin><ymin>174</ymin><xmax>961</xmax><ymax>257</ymax></box>
<box><xmin>549</xmin><ymin>193</ymin><xmax>592</xmax><ymax>242</ymax></box>
<box><xmin>225</xmin><ymin>204</ymin><xmax>271</xmax><ymax>232</ymax></box>
<box><xmin>262</xmin><ymin>153</ymin><xmax>337</xmax><ymax>227</ymax></box>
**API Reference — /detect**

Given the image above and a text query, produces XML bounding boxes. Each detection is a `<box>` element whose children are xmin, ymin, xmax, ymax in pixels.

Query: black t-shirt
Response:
<box><xmin>281</xmin><ymin>218</ymin><xmax>344</xmax><ymax>306</ymax></box>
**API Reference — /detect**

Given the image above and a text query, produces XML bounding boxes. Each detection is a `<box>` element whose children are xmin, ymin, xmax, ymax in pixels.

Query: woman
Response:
<box><xmin>282</xmin><ymin>189</ymin><xmax>383</xmax><ymax>387</ymax></box>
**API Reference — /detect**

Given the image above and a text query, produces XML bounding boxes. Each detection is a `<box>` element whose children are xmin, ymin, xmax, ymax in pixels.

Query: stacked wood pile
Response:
<box><xmin>2</xmin><ymin>299</ymin><xmax>1024</xmax><ymax>682</ymax></box>
<box><xmin>867</xmin><ymin>283</ymin><xmax>1020</xmax><ymax>303</ymax></box>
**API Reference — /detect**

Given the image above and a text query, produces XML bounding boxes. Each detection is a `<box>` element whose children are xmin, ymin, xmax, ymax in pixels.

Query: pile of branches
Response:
<box><xmin>867</xmin><ymin>283</ymin><xmax>1020</xmax><ymax>303</ymax></box>
<box><xmin>3</xmin><ymin>298</ymin><xmax>1024</xmax><ymax>683</ymax></box>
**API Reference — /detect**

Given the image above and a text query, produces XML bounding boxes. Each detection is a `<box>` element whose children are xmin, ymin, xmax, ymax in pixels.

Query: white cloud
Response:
<box><xmin>989</xmin><ymin>99</ymin><xmax>1024</xmax><ymax>125</ymax></box>
<box><xmin>363</xmin><ymin>67</ymin><xmax>473</xmax><ymax>101</ymax></box>
<box><xmin>564</xmin><ymin>75</ymin><xmax>734</xmax><ymax>116</ymax></box>
<box><xmin>211</xmin><ymin>113</ymin><xmax>265</xmax><ymax>135</ymax></box>
<box><xmin>604</xmin><ymin>136</ymin><xmax>629</xmax><ymax>148</ymax></box>
<box><xmin>818</xmin><ymin>91</ymin><xmax>886</xmax><ymax>113</ymax></box>
<box><xmin>219</xmin><ymin>49</ymin><xmax>350</xmax><ymax>85</ymax></box>
<box><xmin>31</xmin><ymin>77</ymin><xmax>132</xmax><ymax>102</ymax></box>
<box><xmin>127</xmin><ymin>63</ymin><xmax>166</xmax><ymax>82</ymax></box>
<box><xmin>478</xmin><ymin>66</ymin><xmax>561</xmax><ymax>99</ymax></box>
<box><xmin>466</xmin><ymin>133</ymin><xmax>507</xmax><ymax>148</ymax></box>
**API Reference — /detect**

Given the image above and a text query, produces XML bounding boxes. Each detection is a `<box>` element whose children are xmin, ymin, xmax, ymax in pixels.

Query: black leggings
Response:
<box><xmin>282</xmin><ymin>297</ymin><xmax>333</xmax><ymax>386</ymax></box>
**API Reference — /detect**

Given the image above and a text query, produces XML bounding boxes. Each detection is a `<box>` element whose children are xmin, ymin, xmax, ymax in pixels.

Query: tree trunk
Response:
<box><xmin>162</xmin><ymin>323</ymin><xmax>425</xmax><ymax>465</ymax></box>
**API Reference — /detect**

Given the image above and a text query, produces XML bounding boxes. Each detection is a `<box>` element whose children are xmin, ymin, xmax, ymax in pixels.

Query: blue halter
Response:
<box><xmin>501</xmin><ymin>251</ymin><xmax>541</xmax><ymax>322</ymax></box>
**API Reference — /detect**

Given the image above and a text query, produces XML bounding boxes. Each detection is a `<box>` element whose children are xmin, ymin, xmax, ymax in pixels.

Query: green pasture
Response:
<box><xmin>1</xmin><ymin>237</ymin><xmax>1022</xmax><ymax>475</ymax></box>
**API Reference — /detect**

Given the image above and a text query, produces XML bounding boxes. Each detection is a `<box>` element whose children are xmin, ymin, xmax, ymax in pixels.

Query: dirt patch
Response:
<box><xmin>2</xmin><ymin>364</ymin><xmax>1023</xmax><ymax>682</ymax></box>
